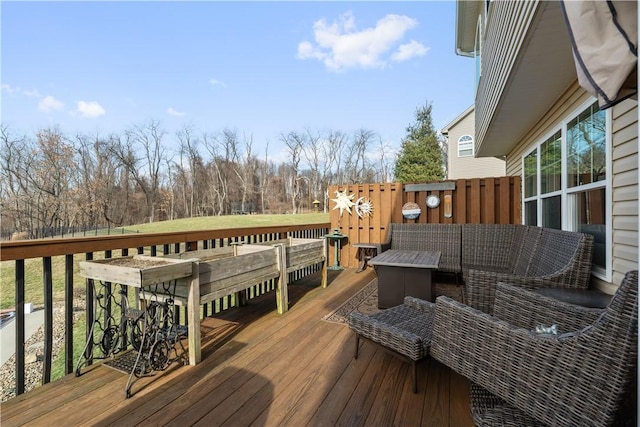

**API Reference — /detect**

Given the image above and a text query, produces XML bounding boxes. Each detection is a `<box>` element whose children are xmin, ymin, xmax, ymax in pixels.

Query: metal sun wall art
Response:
<box><xmin>331</xmin><ymin>190</ymin><xmax>373</xmax><ymax>218</ymax></box>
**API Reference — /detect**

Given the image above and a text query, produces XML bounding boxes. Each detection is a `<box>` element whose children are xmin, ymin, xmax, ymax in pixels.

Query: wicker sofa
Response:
<box><xmin>430</xmin><ymin>270</ymin><xmax>638</xmax><ymax>427</ymax></box>
<box><xmin>378</xmin><ymin>223</ymin><xmax>595</xmax><ymax>314</ymax></box>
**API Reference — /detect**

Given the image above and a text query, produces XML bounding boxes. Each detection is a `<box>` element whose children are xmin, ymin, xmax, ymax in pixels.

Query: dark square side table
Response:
<box><xmin>368</xmin><ymin>249</ymin><xmax>441</xmax><ymax>308</ymax></box>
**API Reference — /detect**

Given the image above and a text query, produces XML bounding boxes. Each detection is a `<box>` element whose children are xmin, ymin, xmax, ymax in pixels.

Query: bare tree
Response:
<box><xmin>302</xmin><ymin>128</ymin><xmax>323</xmax><ymax>207</ymax></box>
<box><xmin>344</xmin><ymin>129</ymin><xmax>376</xmax><ymax>183</ymax></box>
<box><xmin>176</xmin><ymin>125</ymin><xmax>202</xmax><ymax>218</ymax></box>
<box><xmin>0</xmin><ymin>125</ymin><xmax>32</xmax><ymax>234</ymax></box>
<box><xmin>25</xmin><ymin>128</ymin><xmax>77</xmax><ymax>236</ymax></box>
<box><xmin>324</xmin><ymin>130</ymin><xmax>347</xmax><ymax>185</ymax></box>
<box><xmin>72</xmin><ymin>132</ymin><xmax>130</xmax><ymax>227</ymax></box>
<box><xmin>280</xmin><ymin>131</ymin><xmax>304</xmax><ymax>213</ymax></box>
<box><xmin>202</xmin><ymin>131</ymin><xmax>229</xmax><ymax>215</ymax></box>
<box><xmin>229</xmin><ymin>131</ymin><xmax>256</xmax><ymax>214</ymax></box>
<box><xmin>257</xmin><ymin>141</ymin><xmax>272</xmax><ymax>214</ymax></box>
<box><xmin>116</xmin><ymin>120</ymin><xmax>167</xmax><ymax>223</ymax></box>
<box><xmin>373</xmin><ymin>137</ymin><xmax>395</xmax><ymax>183</ymax></box>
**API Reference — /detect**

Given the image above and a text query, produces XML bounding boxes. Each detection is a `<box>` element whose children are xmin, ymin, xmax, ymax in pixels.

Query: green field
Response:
<box><xmin>0</xmin><ymin>213</ymin><xmax>329</xmax><ymax>309</ymax></box>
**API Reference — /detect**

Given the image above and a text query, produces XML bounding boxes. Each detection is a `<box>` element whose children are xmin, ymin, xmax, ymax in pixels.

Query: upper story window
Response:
<box><xmin>458</xmin><ymin>135</ymin><xmax>474</xmax><ymax>157</ymax></box>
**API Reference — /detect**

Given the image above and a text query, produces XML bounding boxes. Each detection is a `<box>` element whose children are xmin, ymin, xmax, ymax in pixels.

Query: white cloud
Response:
<box><xmin>392</xmin><ymin>40</ymin><xmax>429</xmax><ymax>62</ymax></box>
<box><xmin>167</xmin><ymin>107</ymin><xmax>186</xmax><ymax>117</ymax></box>
<box><xmin>38</xmin><ymin>95</ymin><xmax>64</xmax><ymax>113</ymax></box>
<box><xmin>2</xmin><ymin>84</ymin><xmax>41</xmax><ymax>98</ymax></box>
<box><xmin>76</xmin><ymin>101</ymin><xmax>106</xmax><ymax>118</ymax></box>
<box><xmin>210</xmin><ymin>78</ymin><xmax>227</xmax><ymax>88</ymax></box>
<box><xmin>297</xmin><ymin>11</ymin><xmax>426</xmax><ymax>71</ymax></box>
<box><xmin>23</xmin><ymin>89</ymin><xmax>42</xmax><ymax>98</ymax></box>
<box><xmin>1</xmin><ymin>83</ymin><xmax>20</xmax><ymax>94</ymax></box>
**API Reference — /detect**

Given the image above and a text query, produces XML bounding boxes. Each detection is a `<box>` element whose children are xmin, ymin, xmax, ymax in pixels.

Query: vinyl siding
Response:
<box><xmin>447</xmin><ymin>108</ymin><xmax>506</xmax><ymax>180</ymax></box>
<box><xmin>610</xmin><ymin>100</ymin><xmax>638</xmax><ymax>288</ymax></box>
<box><xmin>476</xmin><ymin>0</ymin><xmax>537</xmax><ymax>150</ymax></box>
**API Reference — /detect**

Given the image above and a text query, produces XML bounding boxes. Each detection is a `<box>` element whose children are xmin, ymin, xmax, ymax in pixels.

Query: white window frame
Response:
<box><xmin>520</xmin><ymin>98</ymin><xmax>612</xmax><ymax>281</ymax></box>
<box><xmin>458</xmin><ymin>134</ymin><xmax>474</xmax><ymax>158</ymax></box>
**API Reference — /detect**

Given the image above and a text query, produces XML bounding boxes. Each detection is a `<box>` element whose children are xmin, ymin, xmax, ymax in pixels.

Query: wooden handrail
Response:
<box><xmin>2</xmin><ymin>221</ymin><xmax>331</xmax><ymax>398</ymax></box>
<box><xmin>0</xmin><ymin>223</ymin><xmax>331</xmax><ymax>261</ymax></box>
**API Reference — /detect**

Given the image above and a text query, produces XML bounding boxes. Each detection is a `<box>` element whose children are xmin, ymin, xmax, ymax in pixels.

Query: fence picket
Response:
<box><xmin>328</xmin><ymin>177</ymin><xmax>521</xmax><ymax>268</ymax></box>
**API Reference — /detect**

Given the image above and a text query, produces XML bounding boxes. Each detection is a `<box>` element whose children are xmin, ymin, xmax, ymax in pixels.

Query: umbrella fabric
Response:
<box><xmin>561</xmin><ymin>0</ymin><xmax>637</xmax><ymax>109</ymax></box>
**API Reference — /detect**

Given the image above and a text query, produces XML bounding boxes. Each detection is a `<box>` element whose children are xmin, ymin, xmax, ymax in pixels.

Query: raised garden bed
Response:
<box><xmin>79</xmin><ymin>255</ymin><xmax>194</xmax><ymax>288</ymax></box>
<box><xmin>257</xmin><ymin>237</ymin><xmax>327</xmax><ymax>288</ymax></box>
<box><xmin>165</xmin><ymin>244</ymin><xmax>285</xmax><ymax>311</ymax></box>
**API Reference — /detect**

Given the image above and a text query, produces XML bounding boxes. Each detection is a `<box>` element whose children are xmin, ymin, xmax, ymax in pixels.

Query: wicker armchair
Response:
<box><xmin>464</xmin><ymin>227</ymin><xmax>594</xmax><ymax>315</ymax></box>
<box><xmin>348</xmin><ymin>296</ymin><xmax>435</xmax><ymax>393</ymax></box>
<box><xmin>431</xmin><ymin>270</ymin><xmax>638</xmax><ymax>427</ymax></box>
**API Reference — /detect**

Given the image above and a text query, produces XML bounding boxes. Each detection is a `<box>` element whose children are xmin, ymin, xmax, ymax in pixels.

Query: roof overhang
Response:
<box><xmin>455</xmin><ymin>0</ymin><xmax>482</xmax><ymax>57</ymax></box>
<box><xmin>456</xmin><ymin>1</ymin><xmax>578</xmax><ymax>157</ymax></box>
<box><xmin>441</xmin><ymin>104</ymin><xmax>474</xmax><ymax>135</ymax></box>
<box><xmin>478</xmin><ymin>1</ymin><xmax>577</xmax><ymax>157</ymax></box>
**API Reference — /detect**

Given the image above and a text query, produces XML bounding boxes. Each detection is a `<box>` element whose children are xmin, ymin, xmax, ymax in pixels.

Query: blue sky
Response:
<box><xmin>1</xmin><ymin>1</ymin><xmax>475</xmax><ymax>160</ymax></box>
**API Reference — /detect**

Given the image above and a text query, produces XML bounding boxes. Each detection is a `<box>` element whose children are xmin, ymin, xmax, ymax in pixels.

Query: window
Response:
<box><xmin>522</xmin><ymin>101</ymin><xmax>610</xmax><ymax>279</ymax></box>
<box><xmin>458</xmin><ymin>135</ymin><xmax>474</xmax><ymax>157</ymax></box>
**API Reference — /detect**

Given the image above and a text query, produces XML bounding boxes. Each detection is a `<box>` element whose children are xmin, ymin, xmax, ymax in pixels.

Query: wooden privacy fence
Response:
<box><xmin>328</xmin><ymin>176</ymin><xmax>521</xmax><ymax>269</ymax></box>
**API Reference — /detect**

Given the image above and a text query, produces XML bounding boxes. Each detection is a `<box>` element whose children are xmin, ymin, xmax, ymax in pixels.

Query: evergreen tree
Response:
<box><xmin>393</xmin><ymin>102</ymin><xmax>444</xmax><ymax>182</ymax></box>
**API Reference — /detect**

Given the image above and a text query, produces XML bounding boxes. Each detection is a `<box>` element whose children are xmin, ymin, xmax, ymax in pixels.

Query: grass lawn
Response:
<box><xmin>0</xmin><ymin>213</ymin><xmax>329</xmax><ymax>309</ymax></box>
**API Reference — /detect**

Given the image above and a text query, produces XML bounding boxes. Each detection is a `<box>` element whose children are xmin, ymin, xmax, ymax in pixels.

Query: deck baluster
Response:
<box><xmin>14</xmin><ymin>259</ymin><xmax>25</xmax><ymax>395</ymax></box>
<box><xmin>64</xmin><ymin>254</ymin><xmax>74</xmax><ymax>374</ymax></box>
<box><xmin>84</xmin><ymin>252</ymin><xmax>94</xmax><ymax>366</ymax></box>
<box><xmin>2</xmin><ymin>223</ymin><xmax>330</xmax><ymax>398</ymax></box>
<box><xmin>43</xmin><ymin>256</ymin><xmax>53</xmax><ymax>384</ymax></box>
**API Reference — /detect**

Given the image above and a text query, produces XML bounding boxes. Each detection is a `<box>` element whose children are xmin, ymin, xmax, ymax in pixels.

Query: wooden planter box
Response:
<box><xmin>160</xmin><ymin>244</ymin><xmax>285</xmax><ymax>364</ymax></box>
<box><xmin>165</xmin><ymin>244</ymin><xmax>284</xmax><ymax>311</ymax></box>
<box><xmin>258</xmin><ymin>237</ymin><xmax>327</xmax><ymax>288</ymax></box>
<box><xmin>79</xmin><ymin>255</ymin><xmax>194</xmax><ymax>287</ymax></box>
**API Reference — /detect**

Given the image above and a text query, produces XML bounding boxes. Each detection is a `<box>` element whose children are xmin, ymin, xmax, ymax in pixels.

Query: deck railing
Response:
<box><xmin>1</xmin><ymin>222</ymin><xmax>330</xmax><ymax>397</ymax></box>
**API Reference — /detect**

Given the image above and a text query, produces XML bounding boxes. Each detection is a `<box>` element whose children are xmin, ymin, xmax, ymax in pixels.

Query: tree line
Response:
<box><xmin>1</xmin><ymin>102</ymin><xmax>445</xmax><ymax>239</ymax></box>
<box><xmin>0</xmin><ymin>122</ymin><xmax>399</xmax><ymax>239</ymax></box>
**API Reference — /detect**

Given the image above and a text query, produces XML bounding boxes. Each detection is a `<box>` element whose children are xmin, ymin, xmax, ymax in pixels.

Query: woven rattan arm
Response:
<box><xmin>403</xmin><ymin>296</ymin><xmax>435</xmax><ymax>314</ymax></box>
<box><xmin>431</xmin><ymin>279</ymin><xmax>637</xmax><ymax>427</ymax></box>
<box><xmin>465</xmin><ymin>269</ymin><xmax>591</xmax><ymax>315</ymax></box>
<box><xmin>493</xmin><ymin>282</ymin><xmax>605</xmax><ymax>332</ymax></box>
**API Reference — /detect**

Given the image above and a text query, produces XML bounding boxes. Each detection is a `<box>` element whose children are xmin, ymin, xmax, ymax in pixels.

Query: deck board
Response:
<box><xmin>1</xmin><ymin>268</ymin><xmax>475</xmax><ymax>427</ymax></box>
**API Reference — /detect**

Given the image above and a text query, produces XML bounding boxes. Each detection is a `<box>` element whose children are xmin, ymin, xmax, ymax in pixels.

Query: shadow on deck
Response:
<box><xmin>0</xmin><ymin>268</ymin><xmax>474</xmax><ymax>427</ymax></box>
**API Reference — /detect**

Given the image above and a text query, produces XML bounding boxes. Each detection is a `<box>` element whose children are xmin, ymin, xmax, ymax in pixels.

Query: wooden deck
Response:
<box><xmin>0</xmin><ymin>268</ymin><xmax>474</xmax><ymax>427</ymax></box>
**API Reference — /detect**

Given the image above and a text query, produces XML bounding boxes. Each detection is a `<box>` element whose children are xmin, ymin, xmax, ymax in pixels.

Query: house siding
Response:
<box><xmin>610</xmin><ymin>100</ymin><xmax>638</xmax><ymax>289</ymax></box>
<box><xmin>476</xmin><ymin>0</ymin><xmax>537</xmax><ymax>150</ymax></box>
<box><xmin>504</xmin><ymin>82</ymin><xmax>638</xmax><ymax>290</ymax></box>
<box><xmin>446</xmin><ymin>108</ymin><xmax>506</xmax><ymax>180</ymax></box>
